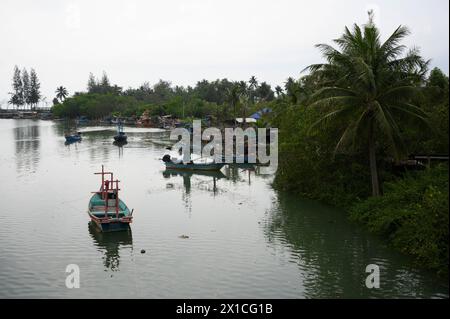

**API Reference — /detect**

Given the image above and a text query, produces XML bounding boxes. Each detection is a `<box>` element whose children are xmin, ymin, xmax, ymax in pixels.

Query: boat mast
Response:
<box><xmin>94</xmin><ymin>165</ymin><xmax>114</xmax><ymax>218</ymax></box>
<box><xmin>115</xmin><ymin>179</ymin><xmax>119</xmax><ymax>218</ymax></box>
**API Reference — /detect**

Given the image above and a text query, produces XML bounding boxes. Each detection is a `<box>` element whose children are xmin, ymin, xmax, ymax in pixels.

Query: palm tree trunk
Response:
<box><xmin>368</xmin><ymin>121</ymin><xmax>380</xmax><ymax>196</ymax></box>
<box><xmin>233</xmin><ymin>103</ymin><xmax>236</xmax><ymax>128</ymax></box>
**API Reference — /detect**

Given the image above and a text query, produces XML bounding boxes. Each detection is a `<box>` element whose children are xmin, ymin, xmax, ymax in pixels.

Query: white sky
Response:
<box><xmin>0</xmin><ymin>0</ymin><xmax>449</xmax><ymax>106</ymax></box>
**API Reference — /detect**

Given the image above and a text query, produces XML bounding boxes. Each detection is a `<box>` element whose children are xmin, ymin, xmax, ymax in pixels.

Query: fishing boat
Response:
<box><xmin>76</xmin><ymin>116</ymin><xmax>89</xmax><ymax>125</ymax></box>
<box><xmin>65</xmin><ymin>132</ymin><xmax>82</xmax><ymax>143</ymax></box>
<box><xmin>113</xmin><ymin>123</ymin><xmax>127</xmax><ymax>143</ymax></box>
<box><xmin>162</xmin><ymin>151</ymin><xmax>224</xmax><ymax>171</ymax></box>
<box><xmin>88</xmin><ymin>165</ymin><xmax>133</xmax><ymax>232</ymax></box>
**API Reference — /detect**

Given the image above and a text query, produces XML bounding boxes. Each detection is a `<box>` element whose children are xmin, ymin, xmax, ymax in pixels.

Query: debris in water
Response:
<box><xmin>141</xmin><ymin>249</ymin><xmax>146</xmax><ymax>254</ymax></box>
<box><xmin>179</xmin><ymin>235</ymin><xmax>189</xmax><ymax>239</ymax></box>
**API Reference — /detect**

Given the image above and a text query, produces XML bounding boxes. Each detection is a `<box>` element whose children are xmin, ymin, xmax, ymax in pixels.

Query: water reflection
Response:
<box><xmin>85</xmin><ymin>131</ymin><xmax>111</xmax><ymax>162</ymax></box>
<box><xmin>14</xmin><ymin>121</ymin><xmax>40</xmax><ymax>174</ymax></box>
<box><xmin>163</xmin><ymin>169</ymin><xmax>226</xmax><ymax>195</ymax></box>
<box><xmin>88</xmin><ymin>222</ymin><xmax>133</xmax><ymax>272</ymax></box>
<box><xmin>113</xmin><ymin>141</ymin><xmax>127</xmax><ymax>158</ymax></box>
<box><xmin>264</xmin><ymin>192</ymin><xmax>449</xmax><ymax>298</ymax></box>
<box><xmin>223</xmin><ymin>164</ymin><xmax>258</xmax><ymax>184</ymax></box>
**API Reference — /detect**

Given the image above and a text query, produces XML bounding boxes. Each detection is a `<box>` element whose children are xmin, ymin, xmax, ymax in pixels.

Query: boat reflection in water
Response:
<box><xmin>88</xmin><ymin>222</ymin><xmax>133</xmax><ymax>271</ymax></box>
<box><xmin>162</xmin><ymin>168</ymin><xmax>226</xmax><ymax>195</ymax></box>
<box><xmin>113</xmin><ymin>140</ymin><xmax>128</xmax><ymax>158</ymax></box>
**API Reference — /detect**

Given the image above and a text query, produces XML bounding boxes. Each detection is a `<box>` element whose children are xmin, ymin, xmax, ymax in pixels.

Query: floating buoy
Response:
<box><xmin>141</xmin><ymin>249</ymin><xmax>146</xmax><ymax>254</ymax></box>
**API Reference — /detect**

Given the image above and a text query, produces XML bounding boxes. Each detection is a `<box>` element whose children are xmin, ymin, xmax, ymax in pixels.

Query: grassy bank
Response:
<box><xmin>349</xmin><ymin>165</ymin><xmax>449</xmax><ymax>277</ymax></box>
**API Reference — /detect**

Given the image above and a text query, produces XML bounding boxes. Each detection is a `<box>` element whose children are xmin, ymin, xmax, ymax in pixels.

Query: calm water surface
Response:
<box><xmin>0</xmin><ymin>119</ymin><xmax>448</xmax><ymax>298</ymax></box>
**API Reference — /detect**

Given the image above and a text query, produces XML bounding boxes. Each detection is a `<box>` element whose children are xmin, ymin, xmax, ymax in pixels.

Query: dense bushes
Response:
<box><xmin>271</xmin><ymin>101</ymin><xmax>373</xmax><ymax>207</ymax></box>
<box><xmin>349</xmin><ymin>165</ymin><xmax>449</xmax><ymax>276</ymax></box>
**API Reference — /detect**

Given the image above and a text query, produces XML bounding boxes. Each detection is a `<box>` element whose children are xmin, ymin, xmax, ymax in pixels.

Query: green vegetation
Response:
<box><xmin>350</xmin><ymin>165</ymin><xmax>449</xmax><ymax>276</ymax></box>
<box><xmin>55</xmin><ymin>86</ymin><xmax>68</xmax><ymax>102</ymax></box>
<box><xmin>8</xmin><ymin>65</ymin><xmax>41</xmax><ymax>109</ymax></box>
<box><xmin>51</xmin><ymin>72</ymin><xmax>275</xmax><ymax>121</ymax></box>
<box><xmin>271</xmin><ymin>12</ymin><xmax>449</xmax><ymax>276</ymax></box>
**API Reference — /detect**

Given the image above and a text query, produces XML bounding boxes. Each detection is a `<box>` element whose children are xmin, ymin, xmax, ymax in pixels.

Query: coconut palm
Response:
<box><xmin>275</xmin><ymin>85</ymin><xmax>283</xmax><ymax>97</ymax></box>
<box><xmin>226</xmin><ymin>84</ymin><xmax>240</xmax><ymax>127</ymax></box>
<box><xmin>55</xmin><ymin>86</ymin><xmax>68</xmax><ymax>102</ymax></box>
<box><xmin>248</xmin><ymin>75</ymin><xmax>258</xmax><ymax>104</ymax></box>
<box><xmin>284</xmin><ymin>77</ymin><xmax>298</xmax><ymax>104</ymax></box>
<box><xmin>306</xmin><ymin>11</ymin><xmax>429</xmax><ymax>196</ymax></box>
<box><xmin>249</xmin><ymin>76</ymin><xmax>258</xmax><ymax>88</ymax></box>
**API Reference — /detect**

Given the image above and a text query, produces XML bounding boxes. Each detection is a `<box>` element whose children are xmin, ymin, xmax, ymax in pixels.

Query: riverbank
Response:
<box><xmin>349</xmin><ymin>165</ymin><xmax>449</xmax><ymax>278</ymax></box>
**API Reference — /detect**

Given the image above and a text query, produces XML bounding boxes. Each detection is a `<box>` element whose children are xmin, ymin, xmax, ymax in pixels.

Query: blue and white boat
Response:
<box><xmin>162</xmin><ymin>151</ymin><xmax>224</xmax><ymax>171</ymax></box>
<box><xmin>65</xmin><ymin>132</ymin><xmax>82</xmax><ymax>143</ymax></box>
<box><xmin>113</xmin><ymin>123</ymin><xmax>127</xmax><ymax>143</ymax></box>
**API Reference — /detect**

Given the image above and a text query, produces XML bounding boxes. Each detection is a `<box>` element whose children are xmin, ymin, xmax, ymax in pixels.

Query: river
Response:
<box><xmin>0</xmin><ymin>119</ymin><xmax>447</xmax><ymax>298</ymax></box>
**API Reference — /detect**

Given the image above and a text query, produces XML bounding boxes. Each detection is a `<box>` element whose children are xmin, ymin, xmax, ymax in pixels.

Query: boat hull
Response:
<box><xmin>113</xmin><ymin>135</ymin><xmax>127</xmax><ymax>142</ymax></box>
<box><xmin>164</xmin><ymin>162</ymin><xmax>224</xmax><ymax>171</ymax></box>
<box><xmin>88</xmin><ymin>193</ymin><xmax>132</xmax><ymax>232</ymax></box>
<box><xmin>89</xmin><ymin>218</ymin><xmax>131</xmax><ymax>232</ymax></box>
<box><xmin>65</xmin><ymin>135</ymin><xmax>81</xmax><ymax>143</ymax></box>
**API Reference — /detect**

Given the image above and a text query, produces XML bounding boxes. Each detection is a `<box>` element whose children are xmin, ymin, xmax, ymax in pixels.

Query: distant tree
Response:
<box><xmin>22</xmin><ymin>68</ymin><xmax>31</xmax><ymax>109</ymax></box>
<box><xmin>52</xmin><ymin>97</ymin><xmax>60</xmax><ymax>106</ymax></box>
<box><xmin>256</xmin><ymin>82</ymin><xmax>274</xmax><ymax>101</ymax></box>
<box><xmin>55</xmin><ymin>86</ymin><xmax>69</xmax><ymax>102</ymax></box>
<box><xmin>275</xmin><ymin>85</ymin><xmax>283</xmax><ymax>97</ymax></box>
<box><xmin>100</xmin><ymin>71</ymin><xmax>110</xmax><ymax>89</ymax></box>
<box><xmin>427</xmin><ymin>67</ymin><xmax>449</xmax><ymax>91</ymax></box>
<box><xmin>8</xmin><ymin>65</ymin><xmax>24</xmax><ymax>109</ymax></box>
<box><xmin>237</xmin><ymin>81</ymin><xmax>249</xmax><ymax>122</ymax></box>
<box><xmin>29</xmin><ymin>68</ymin><xmax>41</xmax><ymax>109</ymax></box>
<box><xmin>284</xmin><ymin>77</ymin><xmax>298</xmax><ymax>104</ymax></box>
<box><xmin>226</xmin><ymin>84</ymin><xmax>240</xmax><ymax>126</ymax></box>
<box><xmin>248</xmin><ymin>76</ymin><xmax>258</xmax><ymax>104</ymax></box>
<box><xmin>87</xmin><ymin>72</ymin><xmax>97</xmax><ymax>93</ymax></box>
<box><xmin>249</xmin><ymin>76</ymin><xmax>258</xmax><ymax>89</ymax></box>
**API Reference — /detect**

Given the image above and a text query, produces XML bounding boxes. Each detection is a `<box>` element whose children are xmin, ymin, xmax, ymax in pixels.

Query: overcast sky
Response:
<box><xmin>0</xmin><ymin>0</ymin><xmax>448</xmax><ymax>106</ymax></box>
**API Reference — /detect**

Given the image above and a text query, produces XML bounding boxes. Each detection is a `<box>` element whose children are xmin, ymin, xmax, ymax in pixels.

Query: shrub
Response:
<box><xmin>349</xmin><ymin>165</ymin><xmax>449</xmax><ymax>276</ymax></box>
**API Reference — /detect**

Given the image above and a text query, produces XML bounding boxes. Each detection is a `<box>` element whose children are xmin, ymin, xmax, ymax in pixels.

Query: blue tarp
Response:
<box><xmin>249</xmin><ymin>108</ymin><xmax>272</xmax><ymax>120</ymax></box>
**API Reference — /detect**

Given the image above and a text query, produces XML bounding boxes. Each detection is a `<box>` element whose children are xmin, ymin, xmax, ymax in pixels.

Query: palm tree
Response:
<box><xmin>284</xmin><ymin>77</ymin><xmax>298</xmax><ymax>104</ymax></box>
<box><xmin>237</xmin><ymin>81</ymin><xmax>249</xmax><ymax>124</ymax></box>
<box><xmin>306</xmin><ymin>11</ymin><xmax>429</xmax><ymax>196</ymax></box>
<box><xmin>249</xmin><ymin>75</ymin><xmax>258</xmax><ymax>104</ymax></box>
<box><xmin>55</xmin><ymin>86</ymin><xmax>68</xmax><ymax>102</ymax></box>
<box><xmin>226</xmin><ymin>84</ymin><xmax>240</xmax><ymax>127</ymax></box>
<box><xmin>249</xmin><ymin>76</ymin><xmax>258</xmax><ymax>90</ymax></box>
<box><xmin>275</xmin><ymin>85</ymin><xmax>283</xmax><ymax>97</ymax></box>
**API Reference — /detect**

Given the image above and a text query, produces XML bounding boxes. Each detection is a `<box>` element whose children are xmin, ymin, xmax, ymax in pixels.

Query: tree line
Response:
<box><xmin>8</xmin><ymin>65</ymin><xmax>41</xmax><ymax>110</ymax></box>
<box><xmin>51</xmin><ymin>71</ymin><xmax>278</xmax><ymax>122</ymax></box>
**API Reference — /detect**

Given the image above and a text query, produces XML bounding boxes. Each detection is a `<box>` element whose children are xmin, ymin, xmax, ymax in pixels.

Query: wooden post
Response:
<box><xmin>116</xmin><ymin>179</ymin><xmax>119</xmax><ymax>218</ymax></box>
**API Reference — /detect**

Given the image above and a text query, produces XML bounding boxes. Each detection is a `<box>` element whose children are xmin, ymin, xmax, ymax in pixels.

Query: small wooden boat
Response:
<box><xmin>163</xmin><ymin>168</ymin><xmax>227</xmax><ymax>179</ymax></box>
<box><xmin>164</xmin><ymin>161</ymin><xmax>224</xmax><ymax>171</ymax></box>
<box><xmin>65</xmin><ymin>132</ymin><xmax>82</xmax><ymax>143</ymax></box>
<box><xmin>162</xmin><ymin>152</ymin><xmax>224</xmax><ymax>171</ymax></box>
<box><xmin>88</xmin><ymin>165</ymin><xmax>133</xmax><ymax>232</ymax></box>
<box><xmin>113</xmin><ymin>123</ymin><xmax>127</xmax><ymax>143</ymax></box>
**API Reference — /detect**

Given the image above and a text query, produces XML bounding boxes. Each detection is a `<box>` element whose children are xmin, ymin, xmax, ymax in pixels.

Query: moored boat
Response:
<box><xmin>88</xmin><ymin>165</ymin><xmax>133</xmax><ymax>232</ymax></box>
<box><xmin>162</xmin><ymin>151</ymin><xmax>224</xmax><ymax>171</ymax></box>
<box><xmin>65</xmin><ymin>132</ymin><xmax>82</xmax><ymax>143</ymax></box>
<box><xmin>113</xmin><ymin>123</ymin><xmax>127</xmax><ymax>142</ymax></box>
